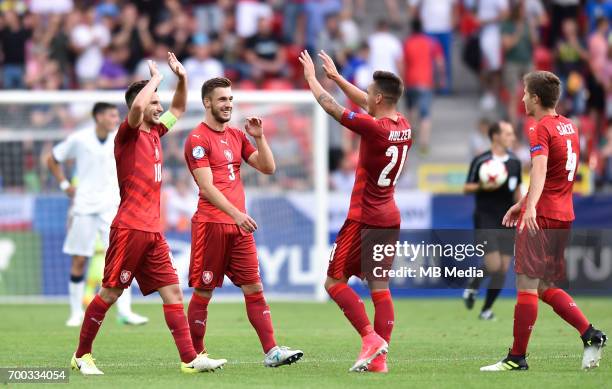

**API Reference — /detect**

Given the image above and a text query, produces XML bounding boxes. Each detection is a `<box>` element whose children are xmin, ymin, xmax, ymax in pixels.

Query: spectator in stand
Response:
<box><xmin>97</xmin><ymin>44</ymin><xmax>130</xmax><ymax>90</ymax></box>
<box><xmin>184</xmin><ymin>33</ymin><xmax>224</xmax><ymax>90</ymax></box>
<box><xmin>244</xmin><ymin>16</ymin><xmax>287</xmax><ymax>83</ymax></box>
<box><xmin>269</xmin><ymin>125</ymin><xmax>306</xmax><ymax>189</ymax></box>
<box><xmin>338</xmin><ymin>8</ymin><xmax>360</xmax><ymax>52</ymax></box>
<box><xmin>598</xmin><ymin>123</ymin><xmax>612</xmax><ymax>186</ymax></box>
<box><xmin>283</xmin><ymin>0</ymin><xmax>306</xmax><ymax>44</ymax></box>
<box><xmin>0</xmin><ymin>11</ymin><xmax>33</xmax><ymax>89</ymax></box>
<box><xmin>409</xmin><ymin>0</ymin><xmax>458</xmax><ymax>94</ymax></box>
<box><xmin>317</xmin><ymin>13</ymin><xmax>347</xmax><ymax>71</ymax></box>
<box><xmin>70</xmin><ymin>7</ymin><xmax>111</xmax><ymax>88</ymax></box>
<box><xmin>330</xmin><ymin>152</ymin><xmax>357</xmax><ymax>192</ymax></box>
<box><xmin>111</xmin><ymin>3</ymin><xmax>154</xmax><ymax>73</ymax></box>
<box><xmin>403</xmin><ymin>18</ymin><xmax>445</xmax><ymax>154</ymax></box>
<box><xmin>549</xmin><ymin>0</ymin><xmax>581</xmax><ymax>47</ymax></box>
<box><xmin>586</xmin><ymin>0</ymin><xmax>612</xmax><ymax>33</ymax></box>
<box><xmin>29</xmin><ymin>0</ymin><xmax>73</xmax><ymax>14</ymax></box>
<box><xmin>134</xmin><ymin>39</ymin><xmax>177</xmax><ymax>90</ymax></box>
<box><xmin>476</xmin><ymin>0</ymin><xmax>509</xmax><ymax>112</ymax></box>
<box><xmin>368</xmin><ymin>19</ymin><xmax>403</xmax><ymax>76</ymax></box>
<box><xmin>587</xmin><ymin>16</ymin><xmax>610</xmax><ymax>127</ymax></box>
<box><xmin>501</xmin><ymin>0</ymin><xmax>538</xmax><ymax>127</ymax></box>
<box><xmin>236</xmin><ymin>0</ymin><xmax>273</xmax><ymax>39</ymax></box>
<box><xmin>163</xmin><ymin>171</ymin><xmax>198</xmax><ymax>232</ymax></box>
<box><xmin>193</xmin><ymin>0</ymin><xmax>225</xmax><ymax>35</ymax></box>
<box><xmin>555</xmin><ymin>18</ymin><xmax>589</xmax><ymax>116</ymax></box>
<box><xmin>304</xmin><ymin>0</ymin><xmax>342</xmax><ymax>52</ymax></box>
<box><xmin>470</xmin><ymin>117</ymin><xmax>492</xmax><ymax>157</ymax></box>
<box><xmin>342</xmin><ymin>42</ymin><xmax>371</xmax><ymax>91</ymax></box>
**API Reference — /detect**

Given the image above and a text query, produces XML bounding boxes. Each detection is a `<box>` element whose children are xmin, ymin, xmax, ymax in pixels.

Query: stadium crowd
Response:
<box><xmin>0</xmin><ymin>0</ymin><xmax>612</xmax><ymax>196</ymax></box>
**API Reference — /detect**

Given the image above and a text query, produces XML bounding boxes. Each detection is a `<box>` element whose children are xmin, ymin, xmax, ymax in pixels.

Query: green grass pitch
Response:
<box><xmin>1</xmin><ymin>297</ymin><xmax>610</xmax><ymax>388</ymax></box>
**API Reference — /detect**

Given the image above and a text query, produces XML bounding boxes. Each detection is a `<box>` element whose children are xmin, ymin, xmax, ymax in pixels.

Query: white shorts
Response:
<box><xmin>63</xmin><ymin>210</ymin><xmax>115</xmax><ymax>257</ymax></box>
<box><xmin>480</xmin><ymin>28</ymin><xmax>502</xmax><ymax>72</ymax></box>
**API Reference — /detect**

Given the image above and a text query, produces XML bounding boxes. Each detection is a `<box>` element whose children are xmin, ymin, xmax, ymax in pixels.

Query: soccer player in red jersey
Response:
<box><xmin>481</xmin><ymin>71</ymin><xmax>607</xmax><ymax>371</ymax></box>
<box><xmin>184</xmin><ymin>77</ymin><xmax>303</xmax><ymax>367</ymax></box>
<box><xmin>300</xmin><ymin>50</ymin><xmax>413</xmax><ymax>373</ymax></box>
<box><xmin>71</xmin><ymin>53</ymin><xmax>226</xmax><ymax>375</ymax></box>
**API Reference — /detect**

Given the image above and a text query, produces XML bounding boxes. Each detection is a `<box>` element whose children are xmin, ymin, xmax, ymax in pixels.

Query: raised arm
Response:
<box><xmin>167</xmin><ymin>51</ymin><xmax>187</xmax><ymax>118</ymax></box>
<box><xmin>244</xmin><ymin>117</ymin><xmax>276</xmax><ymax>175</ymax></box>
<box><xmin>318</xmin><ymin>50</ymin><xmax>368</xmax><ymax>110</ymax></box>
<box><xmin>299</xmin><ymin>50</ymin><xmax>345</xmax><ymax>122</ymax></box>
<box><xmin>192</xmin><ymin>167</ymin><xmax>258</xmax><ymax>233</ymax></box>
<box><xmin>128</xmin><ymin>60</ymin><xmax>162</xmax><ymax>128</ymax></box>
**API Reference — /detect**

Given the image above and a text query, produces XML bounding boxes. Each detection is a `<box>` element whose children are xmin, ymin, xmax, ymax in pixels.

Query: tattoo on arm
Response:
<box><xmin>317</xmin><ymin>92</ymin><xmax>344</xmax><ymax>121</ymax></box>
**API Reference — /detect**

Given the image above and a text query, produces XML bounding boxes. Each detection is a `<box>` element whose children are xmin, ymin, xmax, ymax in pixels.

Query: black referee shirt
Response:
<box><xmin>466</xmin><ymin>150</ymin><xmax>522</xmax><ymax>228</ymax></box>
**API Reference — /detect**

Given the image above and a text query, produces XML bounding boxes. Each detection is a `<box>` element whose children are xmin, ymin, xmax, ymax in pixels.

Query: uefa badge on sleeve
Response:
<box><xmin>202</xmin><ymin>271</ymin><xmax>213</xmax><ymax>285</ymax></box>
<box><xmin>120</xmin><ymin>270</ymin><xmax>132</xmax><ymax>284</ymax></box>
<box><xmin>192</xmin><ymin>146</ymin><xmax>205</xmax><ymax>159</ymax></box>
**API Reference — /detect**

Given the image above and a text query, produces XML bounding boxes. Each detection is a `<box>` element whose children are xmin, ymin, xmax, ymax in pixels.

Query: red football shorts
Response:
<box><xmin>102</xmin><ymin>228</ymin><xmax>179</xmax><ymax>296</ymax></box>
<box><xmin>327</xmin><ymin>219</ymin><xmax>399</xmax><ymax>281</ymax></box>
<box><xmin>189</xmin><ymin>222</ymin><xmax>261</xmax><ymax>290</ymax></box>
<box><xmin>514</xmin><ymin>216</ymin><xmax>572</xmax><ymax>283</ymax></box>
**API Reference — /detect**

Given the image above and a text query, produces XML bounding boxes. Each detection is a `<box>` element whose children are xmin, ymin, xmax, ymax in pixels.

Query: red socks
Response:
<box><xmin>187</xmin><ymin>293</ymin><xmax>210</xmax><ymax>354</ymax></box>
<box><xmin>328</xmin><ymin>283</ymin><xmax>373</xmax><ymax>337</ymax></box>
<box><xmin>371</xmin><ymin>289</ymin><xmax>394</xmax><ymax>344</ymax></box>
<box><xmin>511</xmin><ymin>291</ymin><xmax>538</xmax><ymax>356</ymax></box>
<box><xmin>163</xmin><ymin>304</ymin><xmax>197</xmax><ymax>363</ymax></box>
<box><xmin>244</xmin><ymin>292</ymin><xmax>277</xmax><ymax>353</ymax></box>
<box><xmin>76</xmin><ymin>294</ymin><xmax>110</xmax><ymax>357</ymax></box>
<box><xmin>541</xmin><ymin>288</ymin><xmax>590</xmax><ymax>335</ymax></box>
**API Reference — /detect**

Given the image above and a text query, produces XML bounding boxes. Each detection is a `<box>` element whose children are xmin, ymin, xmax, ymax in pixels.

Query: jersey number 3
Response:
<box><xmin>378</xmin><ymin>145</ymin><xmax>408</xmax><ymax>187</ymax></box>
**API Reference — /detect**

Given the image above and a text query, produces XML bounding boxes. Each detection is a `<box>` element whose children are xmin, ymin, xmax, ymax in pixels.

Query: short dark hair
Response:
<box><xmin>125</xmin><ymin>80</ymin><xmax>152</xmax><ymax>108</ymax></box>
<box><xmin>488</xmin><ymin>121</ymin><xmax>501</xmax><ymax>141</ymax></box>
<box><xmin>523</xmin><ymin>71</ymin><xmax>561</xmax><ymax>109</ymax></box>
<box><xmin>411</xmin><ymin>18</ymin><xmax>422</xmax><ymax>34</ymax></box>
<box><xmin>92</xmin><ymin>102</ymin><xmax>117</xmax><ymax>119</ymax></box>
<box><xmin>372</xmin><ymin>70</ymin><xmax>404</xmax><ymax>105</ymax></box>
<box><xmin>201</xmin><ymin>77</ymin><xmax>232</xmax><ymax>101</ymax></box>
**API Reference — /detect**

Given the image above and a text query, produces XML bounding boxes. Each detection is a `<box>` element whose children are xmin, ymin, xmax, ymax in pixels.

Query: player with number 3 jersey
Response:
<box><xmin>300</xmin><ymin>50</ymin><xmax>411</xmax><ymax>373</ymax></box>
<box><xmin>184</xmin><ymin>77</ymin><xmax>303</xmax><ymax>369</ymax></box>
<box><xmin>480</xmin><ymin>71</ymin><xmax>607</xmax><ymax>372</ymax></box>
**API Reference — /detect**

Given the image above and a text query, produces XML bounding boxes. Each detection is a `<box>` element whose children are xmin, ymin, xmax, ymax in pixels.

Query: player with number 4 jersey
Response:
<box><xmin>300</xmin><ymin>50</ymin><xmax>411</xmax><ymax>373</ymax></box>
<box><xmin>480</xmin><ymin>71</ymin><xmax>606</xmax><ymax>373</ymax></box>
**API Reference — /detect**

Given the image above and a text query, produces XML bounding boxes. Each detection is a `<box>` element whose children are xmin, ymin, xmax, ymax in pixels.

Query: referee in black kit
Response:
<box><xmin>462</xmin><ymin>121</ymin><xmax>522</xmax><ymax>320</ymax></box>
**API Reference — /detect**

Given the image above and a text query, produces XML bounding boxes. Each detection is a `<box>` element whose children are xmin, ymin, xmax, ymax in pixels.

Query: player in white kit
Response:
<box><xmin>46</xmin><ymin>102</ymin><xmax>148</xmax><ymax>327</ymax></box>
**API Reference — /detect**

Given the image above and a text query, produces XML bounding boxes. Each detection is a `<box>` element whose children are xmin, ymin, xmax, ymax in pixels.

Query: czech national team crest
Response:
<box><xmin>224</xmin><ymin>149</ymin><xmax>233</xmax><ymax>161</ymax></box>
<box><xmin>202</xmin><ymin>271</ymin><xmax>213</xmax><ymax>284</ymax></box>
<box><xmin>120</xmin><ymin>270</ymin><xmax>131</xmax><ymax>284</ymax></box>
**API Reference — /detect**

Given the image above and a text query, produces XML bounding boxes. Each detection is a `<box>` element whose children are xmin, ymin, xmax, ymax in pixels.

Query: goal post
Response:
<box><xmin>0</xmin><ymin>90</ymin><xmax>329</xmax><ymax>302</ymax></box>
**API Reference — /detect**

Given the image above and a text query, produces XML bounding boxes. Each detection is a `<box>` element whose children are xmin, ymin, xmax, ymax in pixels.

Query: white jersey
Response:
<box><xmin>52</xmin><ymin>127</ymin><xmax>120</xmax><ymax>215</ymax></box>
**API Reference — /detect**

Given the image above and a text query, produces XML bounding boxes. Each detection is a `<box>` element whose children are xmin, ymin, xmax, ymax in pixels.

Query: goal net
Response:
<box><xmin>0</xmin><ymin>90</ymin><xmax>329</xmax><ymax>302</ymax></box>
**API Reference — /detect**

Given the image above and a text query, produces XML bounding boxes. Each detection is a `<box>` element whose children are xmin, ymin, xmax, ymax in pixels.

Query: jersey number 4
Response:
<box><xmin>565</xmin><ymin>139</ymin><xmax>577</xmax><ymax>181</ymax></box>
<box><xmin>378</xmin><ymin>145</ymin><xmax>408</xmax><ymax>187</ymax></box>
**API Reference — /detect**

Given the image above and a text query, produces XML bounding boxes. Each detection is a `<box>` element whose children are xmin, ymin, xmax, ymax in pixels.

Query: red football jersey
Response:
<box><xmin>111</xmin><ymin>118</ymin><xmax>168</xmax><ymax>232</ymax></box>
<box><xmin>184</xmin><ymin>122</ymin><xmax>257</xmax><ymax>224</ymax></box>
<box><xmin>527</xmin><ymin>114</ymin><xmax>579</xmax><ymax>221</ymax></box>
<box><xmin>340</xmin><ymin>109</ymin><xmax>413</xmax><ymax>226</ymax></box>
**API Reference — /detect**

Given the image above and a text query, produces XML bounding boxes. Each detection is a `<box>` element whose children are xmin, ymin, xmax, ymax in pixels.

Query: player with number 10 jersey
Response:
<box><xmin>300</xmin><ymin>50</ymin><xmax>411</xmax><ymax>373</ymax></box>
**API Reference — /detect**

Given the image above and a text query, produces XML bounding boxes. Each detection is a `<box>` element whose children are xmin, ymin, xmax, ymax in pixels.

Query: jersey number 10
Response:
<box><xmin>378</xmin><ymin>145</ymin><xmax>408</xmax><ymax>187</ymax></box>
<box><xmin>154</xmin><ymin>163</ymin><xmax>162</xmax><ymax>183</ymax></box>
